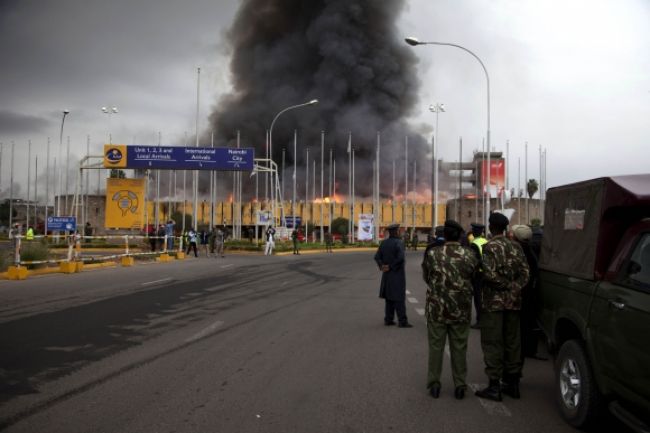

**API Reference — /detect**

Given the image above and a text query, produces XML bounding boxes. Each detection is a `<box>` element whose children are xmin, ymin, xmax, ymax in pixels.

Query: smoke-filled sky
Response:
<box><xmin>0</xmin><ymin>0</ymin><xmax>648</xmax><ymax>201</ymax></box>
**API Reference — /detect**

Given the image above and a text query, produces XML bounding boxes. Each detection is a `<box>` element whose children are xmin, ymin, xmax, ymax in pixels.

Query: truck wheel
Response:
<box><xmin>555</xmin><ymin>339</ymin><xmax>603</xmax><ymax>428</ymax></box>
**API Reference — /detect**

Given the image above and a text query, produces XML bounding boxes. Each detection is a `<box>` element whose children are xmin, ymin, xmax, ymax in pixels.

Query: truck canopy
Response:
<box><xmin>540</xmin><ymin>174</ymin><xmax>650</xmax><ymax>280</ymax></box>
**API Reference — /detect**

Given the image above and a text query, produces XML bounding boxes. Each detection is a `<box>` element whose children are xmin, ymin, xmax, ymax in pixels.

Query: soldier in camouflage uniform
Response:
<box><xmin>475</xmin><ymin>212</ymin><xmax>530</xmax><ymax>402</ymax></box>
<box><xmin>422</xmin><ymin>219</ymin><xmax>479</xmax><ymax>399</ymax></box>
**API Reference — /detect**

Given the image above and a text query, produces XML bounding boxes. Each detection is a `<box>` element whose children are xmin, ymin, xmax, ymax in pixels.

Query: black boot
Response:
<box><xmin>475</xmin><ymin>379</ymin><xmax>502</xmax><ymax>402</ymax></box>
<box><xmin>502</xmin><ymin>376</ymin><xmax>521</xmax><ymax>399</ymax></box>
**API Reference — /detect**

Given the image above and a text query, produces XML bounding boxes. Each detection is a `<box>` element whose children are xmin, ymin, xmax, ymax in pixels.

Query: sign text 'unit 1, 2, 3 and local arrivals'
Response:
<box><xmin>103</xmin><ymin>145</ymin><xmax>255</xmax><ymax>171</ymax></box>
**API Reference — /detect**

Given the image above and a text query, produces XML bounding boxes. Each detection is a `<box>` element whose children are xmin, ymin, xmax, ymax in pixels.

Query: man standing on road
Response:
<box><xmin>264</xmin><ymin>225</ymin><xmax>276</xmax><ymax>256</ymax></box>
<box><xmin>374</xmin><ymin>223</ymin><xmax>412</xmax><ymax>328</ymax></box>
<box><xmin>165</xmin><ymin>220</ymin><xmax>175</xmax><ymax>251</ymax></box>
<box><xmin>422</xmin><ymin>219</ymin><xmax>478</xmax><ymax>399</ymax></box>
<box><xmin>510</xmin><ymin>224</ymin><xmax>543</xmax><ymax>361</ymax></box>
<box><xmin>411</xmin><ymin>232</ymin><xmax>419</xmax><ymax>251</ymax></box>
<box><xmin>475</xmin><ymin>213</ymin><xmax>530</xmax><ymax>402</ymax></box>
<box><xmin>215</xmin><ymin>226</ymin><xmax>226</xmax><ymax>258</ymax></box>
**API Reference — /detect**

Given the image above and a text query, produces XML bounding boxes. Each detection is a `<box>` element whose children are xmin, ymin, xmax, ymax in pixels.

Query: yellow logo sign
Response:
<box><xmin>105</xmin><ymin>178</ymin><xmax>145</xmax><ymax>229</ymax></box>
<box><xmin>103</xmin><ymin>144</ymin><xmax>127</xmax><ymax>168</ymax></box>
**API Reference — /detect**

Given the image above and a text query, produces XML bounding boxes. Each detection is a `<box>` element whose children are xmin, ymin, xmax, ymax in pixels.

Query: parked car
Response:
<box><xmin>537</xmin><ymin>175</ymin><xmax>650</xmax><ymax>431</ymax></box>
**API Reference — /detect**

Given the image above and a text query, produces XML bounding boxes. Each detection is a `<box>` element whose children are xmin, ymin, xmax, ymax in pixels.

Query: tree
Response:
<box><xmin>331</xmin><ymin>217</ymin><xmax>349</xmax><ymax>243</ymax></box>
<box><xmin>110</xmin><ymin>169</ymin><xmax>126</xmax><ymax>179</ymax></box>
<box><xmin>527</xmin><ymin>179</ymin><xmax>539</xmax><ymax>199</ymax></box>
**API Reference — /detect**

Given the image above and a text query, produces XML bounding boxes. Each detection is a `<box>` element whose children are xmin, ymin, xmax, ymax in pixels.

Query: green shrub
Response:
<box><xmin>20</xmin><ymin>240</ymin><xmax>50</xmax><ymax>269</ymax></box>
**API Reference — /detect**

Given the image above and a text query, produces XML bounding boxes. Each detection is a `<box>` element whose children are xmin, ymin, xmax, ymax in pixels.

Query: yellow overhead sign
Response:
<box><xmin>105</xmin><ymin>178</ymin><xmax>145</xmax><ymax>229</ymax></box>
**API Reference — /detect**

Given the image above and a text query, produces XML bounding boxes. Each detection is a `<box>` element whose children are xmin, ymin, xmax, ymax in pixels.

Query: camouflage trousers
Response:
<box><xmin>479</xmin><ymin>310</ymin><xmax>522</xmax><ymax>380</ymax></box>
<box><xmin>427</xmin><ymin>320</ymin><xmax>470</xmax><ymax>389</ymax></box>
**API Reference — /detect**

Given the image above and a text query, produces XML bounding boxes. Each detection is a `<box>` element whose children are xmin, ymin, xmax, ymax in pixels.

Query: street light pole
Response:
<box><xmin>57</xmin><ymin>110</ymin><xmax>69</xmax><ymax>216</ymax></box>
<box><xmin>429</xmin><ymin>103</ymin><xmax>445</xmax><ymax>231</ymax></box>
<box><xmin>406</xmin><ymin>36</ymin><xmax>491</xmax><ymax>227</ymax></box>
<box><xmin>269</xmin><ymin>99</ymin><xmax>318</xmax><ymax>226</ymax></box>
<box><xmin>101</xmin><ymin>106</ymin><xmax>118</xmax><ymax>144</ymax></box>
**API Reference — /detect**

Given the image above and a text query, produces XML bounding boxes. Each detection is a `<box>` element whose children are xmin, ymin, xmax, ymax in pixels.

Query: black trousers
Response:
<box><xmin>186</xmin><ymin>242</ymin><xmax>198</xmax><ymax>257</ymax></box>
<box><xmin>385</xmin><ymin>300</ymin><xmax>408</xmax><ymax>325</ymax></box>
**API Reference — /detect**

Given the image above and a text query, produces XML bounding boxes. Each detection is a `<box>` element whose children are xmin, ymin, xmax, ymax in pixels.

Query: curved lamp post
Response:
<box><xmin>405</xmin><ymin>36</ymin><xmax>491</xmax><ymax>227</ymax></box>
<box><xmin>268</xmin><ymin>99</ymin><xmax>318</xmax><ymax>226</ymax></box>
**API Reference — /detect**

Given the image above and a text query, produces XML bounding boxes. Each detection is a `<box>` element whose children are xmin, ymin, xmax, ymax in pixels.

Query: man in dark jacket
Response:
<box><xmin>510</xmin><ymin>225</ymin><xmax>542</xmax><ymax>360</ymax></box>
<box><xmin>374</xmin><ymin>223</ymin><xmax>412</xmax><ymax>328</ymax></box>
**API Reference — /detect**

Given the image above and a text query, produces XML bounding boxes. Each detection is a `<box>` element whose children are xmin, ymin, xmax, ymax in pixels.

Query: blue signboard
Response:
<box><xmin>46</xmin><ymin>216</ymin><xmax>77</xmax><ymax>232</ymax></box>
<box><xmin>123</xmin><ymin>146</ymin><xmax>254</xmax><ymax>171</ymax></box>
<box><xmin>284</xmin><ymin>216</ymin><xmax>302</xmax><ymax>228</ymax></box>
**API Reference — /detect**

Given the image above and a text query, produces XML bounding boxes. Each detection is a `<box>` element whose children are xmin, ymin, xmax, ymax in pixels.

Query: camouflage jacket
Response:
<box><xmin>481</xmin><ymin>235</ymin><xmax>530</xmax><ymax>311</ymax></box>
<box><xmin>422</xmin><ymin>242</ymin><xmax>479</xmax><ymax>323</ymax></box>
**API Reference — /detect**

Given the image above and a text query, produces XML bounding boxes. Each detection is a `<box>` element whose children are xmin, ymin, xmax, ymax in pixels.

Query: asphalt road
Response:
<box><xmin>0</xmin><ymin>250</ymin><xmax>625</xmax><ymax>432</ymax></box>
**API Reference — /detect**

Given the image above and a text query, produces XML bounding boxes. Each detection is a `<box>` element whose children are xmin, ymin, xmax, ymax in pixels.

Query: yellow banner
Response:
<box><xmin>103</xmin><ymin>144</ymin><xmax>127</xmax><ymax>168</ymax></box>
<box><xmin>105</xmin><ymin>178</ymin><xmax>145</xmax><ymax>229</ymax></box>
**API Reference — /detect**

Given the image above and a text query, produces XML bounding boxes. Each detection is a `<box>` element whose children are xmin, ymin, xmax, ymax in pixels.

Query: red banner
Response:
<box><xmin>481</xmin><ymin>159</ymin><xmax>505</xmax><ymax>197</ymax></box>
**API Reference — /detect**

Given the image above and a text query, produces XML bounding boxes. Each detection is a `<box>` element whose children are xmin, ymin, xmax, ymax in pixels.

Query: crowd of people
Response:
<box><xmin>374</xmin><ymin>213</ymin><xmax>542</xmax><ymax>401</ymax></box>
<box><xmin>145</xmin><ymin>221</ymin><xmax>229</xmax><ymax>258</ymax></box>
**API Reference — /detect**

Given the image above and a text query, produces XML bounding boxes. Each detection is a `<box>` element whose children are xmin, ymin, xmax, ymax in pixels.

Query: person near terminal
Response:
<box><xmin>186</xmin><ymin>228</ymin><xmax>198</xmax><ymax>257</ymax></box>
<box><xmin>264</xmin><ymin>225</ymin><xmax>276</xmax><ymax>256</ymax></box>
<box><xmin>199</xmin><ymin>228</ymin><xmax>210</xmax><ymax>257</ymax></box>
<box><xmin>215</xmin><ymin>226</ymin><xmax>226</xmax><ymax>258</ymax></box>
<box><xmin>165</xmin><ymin>220</ymin><xmax>175</xmax><ymax>251</ymax></box>
<box><xmin>422</xmin><ymin>219</ymin><xmax>479</xmax><ymax>399</ymax></box>
<box><xmin>469</xmin><ymin>223</ymin><xmax>488</xmax><ymax>328</ymax></box>
<box><xmin>411</xmin><ymin>231</ymin><xmax>419</xmax><ymax>251</ymax></box>
<box><xmin>375</xmin><ymin>223</ymin><xmax>412</xmax><ymax>328</ymax></box>
<box><xmin>25</xmin><ymin>225</ymin><xmax>35</xmax><ymax>241</ymax></box>
<box><xmin>157</xmin><ymin>224</ymin><xmax>165</xmax><ymax>251</ymax></box>
<box><xmin>475</xmin><ymin>212</ymin><xmax>530</xmax><ymax>402</ymax></box>
<box><xmin>325</xmin><ymin>230</ymin><xmax>333</xmax><ymax>253</ymax></box>
<box><xmin>84</xmin><ymin>222</ymin><xmax>93</xmax><ymax>243</ymax></box>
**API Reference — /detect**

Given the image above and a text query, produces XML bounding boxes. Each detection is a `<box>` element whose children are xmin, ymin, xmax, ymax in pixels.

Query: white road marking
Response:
<box><xmin>221</xmin><ymin>264</ymin><xmax>234</xmax><ymax>269</ymax></box>
<box><xmin>415</xmin><ymin>308</ymin><xmax>425</xmax><ymax>316</ymax></box>
<box><xmin>468</xmin><ymin>383</ymin><xmax>512</xmax><ymax>416</ymax></box>
<box><xmin>407</xmin><ymin>297</ymin><xmax>419</xmax><ymax>303</ymax></box>
<box><xmin>185</xmin><ymin>320</ymin><xmax>225</xmax><ymax>343</ymax></box>
<box><xmin>406</xmin><ymin>290</ymin><xmax>412</xmax><ymax>295</ymax></box>
<box><xmin>141</xmin><ymin>277</ymin><xmax>172</xmax><ymax>286</ymax></box>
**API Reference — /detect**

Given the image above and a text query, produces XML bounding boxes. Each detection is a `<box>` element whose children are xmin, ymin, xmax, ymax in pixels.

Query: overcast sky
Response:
<box><xmin>1</xmin><ymin>0</ymin><xmax>648</xmax><ymax>200</ymax></box>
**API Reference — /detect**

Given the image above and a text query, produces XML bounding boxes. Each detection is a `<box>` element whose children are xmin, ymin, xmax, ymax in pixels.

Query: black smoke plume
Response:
<box><xmin>207</xmin><ymin>0</ymin><xmax>430</xmax><ymax>199</ymax></box>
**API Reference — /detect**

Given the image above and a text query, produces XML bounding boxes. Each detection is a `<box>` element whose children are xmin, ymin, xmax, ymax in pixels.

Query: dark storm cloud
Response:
<box><xmin>208</xmin><ymin>0</ymin><xmax>430</xmax><ymax>198</ymax></box>
<box><xmin>0</xmin><ymin>110</ymin><xmax>50</xmax><ymax>134</ymax></box>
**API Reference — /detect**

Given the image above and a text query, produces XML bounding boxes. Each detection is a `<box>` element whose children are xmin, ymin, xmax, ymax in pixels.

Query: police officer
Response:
<box><xmin>375</xmin><ymin>223</ymin><xmax>412</xmax><ymax>328</ymax></box>
<box><xmin>469</xmin><ymin>223</ymin><xmax>488</xmax><ymax>328</ymax></box>
<box><xmin>422</xmin><ymin>219</ymin><xmax>479</xmax><ymax>399</ymax></box>
<box><xmin>25</xmin><ymin>225</ymin><xmax>35</xmax><ymax>241</ymax></box>
<box><xmin>475</xmin><ymin>213</ymin><xmax>530</xmax><ymax>402</ymax></box>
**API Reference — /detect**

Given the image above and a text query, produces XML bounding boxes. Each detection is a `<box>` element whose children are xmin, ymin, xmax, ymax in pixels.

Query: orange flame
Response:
<box><xmin>313</xmin><ymin>193</ymin><xmax>344</xmax><ymax>204</ymax></box>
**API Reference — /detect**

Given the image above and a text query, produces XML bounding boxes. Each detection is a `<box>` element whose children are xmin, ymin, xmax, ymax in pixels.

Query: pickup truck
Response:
<box><xmin>537</xmin><ymin>175</ymin><xmax>650</xmax><ymax>432</ymax></box>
